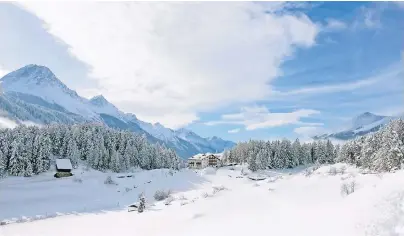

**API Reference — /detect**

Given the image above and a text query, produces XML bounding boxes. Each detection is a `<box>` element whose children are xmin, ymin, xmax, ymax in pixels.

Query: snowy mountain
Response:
<box><xmin>313</xmin><ymin>112</ymin><xmax>394</xmax><ymax>141</ymax></box>
<box><xmin>205</xmin><ymin>136</ymin><xmax>236</xmax><ymax>152</ymax></box>
<box><xmin>1</xmin><ymin>65</ymin><xmax>99</xmax><ymax>120</ymax></box>
<box><xmin>0</xmin><ymin>64</ymin><xmax>235</xmax><ymax>158</ymax></box>
<box><xmin>351</xmin><ymin>112</ymin><xmax>387</xmax><ymax>130</ymax></box>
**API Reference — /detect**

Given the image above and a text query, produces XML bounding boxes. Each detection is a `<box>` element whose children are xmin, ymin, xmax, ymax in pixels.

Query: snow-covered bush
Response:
<box><xmin>328</xmin><ymin>167</ymin><xmax>338</xmax><ymax>176</ymax></box>
<box><xmin>178</xmin><ymin>194</ymin><xmax>187</xmax><ymax>201</ymax></box>
<box><xmin>154</xmin><ymin>189</ymin><xmax>172</xmax><ymax>201</ymax></box>
<box><xmin>125</xmin><ymin>187</ymin><xmax>132</xmax><ymax>192</ymax></box>
<box><xmin>312</xmin><ymin>162</ymin><xmax>321</xmax><ymax>171</ymax></box>
<box><xmin>340</xmin><ymin>180</ymin><xmax>356</xmax><ymax>196</ymax></box>
<box><xmin>73</xmin><ymin>177</ymin><xmax>83</xmax><ymax>183</ymax></box>
<box><xmin>104</xmin><ymin>176</ymin><xmax>117</xmax><ymax>185</ymax></box>
<box><xmin>168</xmin><ymin>169</ymin><xmax>174</xmax><ymax>176</ymax></box>
<box><xmin>201</xmin><ymin>192</ymin><xmax>211</xmax><ymax>198</ymax></box>
<box><xmin>339</xmin><ymin>165</ymin><xmax>347</xmax><ymax>175</ymax></box>
<box><xmin>180</xmin><ymin>201</ymin><xmax>189</xmax><ymax>206</ymax></box>
<box><xmin>212</xmin><ymin>185</ymin><xmax>227</xmax><ymax>194</ymax></box>
<box><xmin>268</xmin><ymin>175</ymin><xmax>283</xmax><ymax>182</ymax></box>
<box><xmin>241</xmin><ymin>168</ymin><xmax>250</xmax><ymax>176</ymax></box>
<box><xmin>304</xmin><ymin>168</ymin><xmax>314</xmax><ymax>177</ymax></box>
<box><xmin>138</xmin><ymin>194</ymin><xmax>146</xmax><ymax>213</ymax></box>
<box><xmin>164</xmin><ymin>196</ymin><xmax>175</xmax><ymax>205</ymax></box>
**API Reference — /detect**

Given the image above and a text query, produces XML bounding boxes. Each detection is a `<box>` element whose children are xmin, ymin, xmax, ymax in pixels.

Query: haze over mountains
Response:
<box><xmin>0</xmin><ymin>64</ymin><xmax>235</xmax><ymax>158</ymax></box>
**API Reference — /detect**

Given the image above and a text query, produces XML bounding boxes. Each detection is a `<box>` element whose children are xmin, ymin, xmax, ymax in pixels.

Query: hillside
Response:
<box><xmin>0</xmin><ymin>65</ymin><xmax>235</xmax><ymax>158</ymax></box>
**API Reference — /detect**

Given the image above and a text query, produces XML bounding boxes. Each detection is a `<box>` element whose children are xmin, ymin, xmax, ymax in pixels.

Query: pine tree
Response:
<box><xmin>292</xmin><ymin>138</ymin><xmax>301</xmax><ymax>166</ymax></box>
<box><xmin>37</xmin><ymin>131</ymin><xmax>52</xmax><ymax>173</ymax></box>
<box><xmin>65</xmin><ymin>136</ymin><xmax>79</xmax><ymax>168</ymax></box>
<box><xmin>0</xmin><ymin>150</ymin><xmax>6</xmax><ymax>177</ymax></box>
<box><xmin>9</xmin><ymin>138</ymin><xmax>23</xmax><ymax>176</ymax></box>
<box><xmin>325</xmin><ymin>140</ymin><xmax>335</xmax><ymax>164</ymax></box>
<box><xmin>24</xmin><ymin>160</ymin><xmax>33</xmax><ymax>177</ymax></box>
<box><xmin>247</xmin><ymin>150</ymin><xmax>258</xmax><ymax>172</ymax></box>
<box><xmin>281</xmin><ymin>139</ymin><xmax>293</xmax><ymax>168</ymax></box>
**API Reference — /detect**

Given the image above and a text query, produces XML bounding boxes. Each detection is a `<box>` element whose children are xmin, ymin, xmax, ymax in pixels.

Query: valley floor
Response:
<box><xmin>1</xmin><ymin>164</ymin><xmax>404</xmax><ymax>236</ymax></box>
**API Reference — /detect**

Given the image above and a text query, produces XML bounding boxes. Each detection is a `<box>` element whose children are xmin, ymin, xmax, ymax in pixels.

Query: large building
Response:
<box><xmin>188</xmin><ymin>153</ymin><xmax>223</xmax><ymax>169</ymax></box>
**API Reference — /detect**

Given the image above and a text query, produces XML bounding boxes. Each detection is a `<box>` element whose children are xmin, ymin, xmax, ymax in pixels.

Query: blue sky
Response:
<box><xmin>0</xmin><ymin>2</ymin><xmax>403</xmax><ymax>142</ymax></box>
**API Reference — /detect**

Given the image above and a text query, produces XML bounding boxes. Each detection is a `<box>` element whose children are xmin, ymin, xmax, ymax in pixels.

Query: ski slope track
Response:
<box><xmin>1</xmin><ymin>164</ymin><xmax>404</xmax><ymax>236</ymax></box>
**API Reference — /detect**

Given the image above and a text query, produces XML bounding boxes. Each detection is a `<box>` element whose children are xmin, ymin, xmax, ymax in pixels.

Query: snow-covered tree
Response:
<box><xmin>65</xmin><ymin>136</ymin><xmax>80</xmax><ymax>168</ymax></box>
<box><xmin>325</xmin><ymin>140</ymin><xmax>335</xmax><ymax>164</ymax></box>
<box><xmin>247</xmin><ymin>150</ymin><xmax>258</xmax><ymax>172</ymax></box>
<box><xmin>0</xmin><ymin>150</ymin><xmax>6</xmax><ymax>177</ymax></box>
<box><xmin>372</xmin><ymin>122</ymin><xmax>404</xmax><ymax>172</ymax></box>
<box><xmin>0</xmin><ymin>123</ymin><xmax>180</xmax><ymax>176</ymax></box>
<box><xmin>292</xmin><ymin>138</ymin><xmax>302</xmax><ymax>166</ymax></box>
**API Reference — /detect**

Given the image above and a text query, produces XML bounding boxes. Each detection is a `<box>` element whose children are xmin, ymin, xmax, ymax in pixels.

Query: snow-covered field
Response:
<box><xmin>1</xmin><ymin>164</ymin><xmax>404</xmax><ymax>236</ymax></box>
<box><xmin>0</xmin><ymin>167</ymin><xmax>206</xmax><ymax>222</ymax></box>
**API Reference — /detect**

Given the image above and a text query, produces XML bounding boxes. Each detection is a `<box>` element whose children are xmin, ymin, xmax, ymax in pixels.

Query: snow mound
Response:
<box><xmin>201</xmin><ymin>167</ymin><xmax>217</xmax><ymax>175</ymax></box>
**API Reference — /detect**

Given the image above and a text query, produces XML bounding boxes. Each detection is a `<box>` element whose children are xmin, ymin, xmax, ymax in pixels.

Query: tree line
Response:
<box><xmin>222</xmin><ymin>137</ymin><xmax>338</xmax><ymax>172</ymax></box>
<box><xmin>0</xmin><ymin>124</ymin><xmax>180</xmax><ymax>177</ymax></box>
<box><xmin>222</xmin><ymin>119</ymin><xmax>404</xmax><ymax>173</ymax></box>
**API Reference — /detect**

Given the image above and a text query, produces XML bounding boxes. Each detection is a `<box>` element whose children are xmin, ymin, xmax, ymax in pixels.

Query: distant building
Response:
<box><xmin>188</xmin><ymin>153</ymin><xmax>223</xmax><ymax>169</ymax></box>
<box><xmin>55</xmin><ymin>159</ymin><xmax>73</xmax><ymax>173</ymax></box>
<box><xmin>207</xmin><ymin>153</ymin><xmax>223</xmax><ymax>167</ymax></box>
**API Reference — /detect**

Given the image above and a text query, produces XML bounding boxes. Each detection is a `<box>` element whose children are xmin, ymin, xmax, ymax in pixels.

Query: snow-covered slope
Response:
<box><xmin>0</xmin><ymin>64</ymin><xmax>235</xmax><ymax>158</ymax></box>
<box><xmin>2</xmin><ymin>164</ymin><xmax>404</xmax><ymax>236</ymax></box>
<box><xmin>1</xmin><ymin>65</ymin><xmax>99</xmax><ymax>120</ymax></box>
<box><xmin>206</xmin><ymin>136</ymin><xmax>237</xmax><ymax>152</ymax></box>
<box><xmin>351</xmin><ymin>112</ymin><xmax>387</xmax><ymax>130</ymax></box>
<box><xmin>137</xmin><ymin>121</ymin><xmax>177</xmax><ymax>142</ymax></box>
<box><xmin>89</xmin><ymin>95</ymin><xmax>124</xmax><ymax>120</ymax></box>
<box><xmin>176</xmin><ymin>128</ymin><xmax>211</xmax><ymax>149</ymax></box>
<box><xmin>314</xmin><ymin>112</ymin><xmax>394</xmax><ymax>141</ymax></box>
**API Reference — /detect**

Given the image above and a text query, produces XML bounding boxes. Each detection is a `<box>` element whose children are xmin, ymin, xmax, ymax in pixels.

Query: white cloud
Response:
<box><xmin>324</xmin><ymin>19</ymin><xmax>347</xmax><ymax>31</ymax></box>
<box><xmin>0</xmin><ymin>117</ymin><xmax>18</xmax><ymax>129</ymax></box>
<box><xmin>206</xmin><ymin>105</ymin><xmax>320</xmax><ymax>130</ymax></box>
<box><xmin>353</xmin><ymin>6</ymin><xmax>381</xmax><ymax>30</ymax></box>
<box><xmin>19</xmin><ymin>2</ymin><xmax>319</xmax><ymax>128</ymax></box>
<box><xmin>275</xmin><ymin>78</ymin><xmax>378</xmax><ymax>97</ymax></box>
<box><xmin>272</xmin><ymin>65</ymin><xmax>402</xmax><ymax>98</ymax></box>
<box><xmin>228</xmin><ymin>128</ymin><xmax>240</xmax><ymax>134</ymax></box>
<box><xmin>294</xmin><ymin>126</ymin><xmax>326</xmax><ymax>137</ymax></box>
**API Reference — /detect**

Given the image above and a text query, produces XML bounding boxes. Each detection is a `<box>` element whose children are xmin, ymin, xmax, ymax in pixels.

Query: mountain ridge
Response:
<box><xmin>0</xmin><ymin>64</ymin><xmax>235</xmax><ymax>158</ymax></box>
<box><xmin>313</xmin><ymin>112</ymin><xmax>394</xmax><ymax>141</ymax></box>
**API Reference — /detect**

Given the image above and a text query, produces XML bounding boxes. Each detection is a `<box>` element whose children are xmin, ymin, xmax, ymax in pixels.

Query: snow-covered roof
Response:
<box><xmin>188</xmin><ymin>153</ymin><xmax>223</xmax><ymax>160</ymax></box>
<box><xmin>55</xmin><ymin>159</ymin><xmax>72</xmax><ymax>170</ymax></box>
<box><xmin>189</xmin><ymin>153</ymin><xmax>208</xmax><ymax>160</ymax></box>
<box><xmin>213</xmin><ymin>153</ymin><xmax>223</xmax><ymax>160</ymax></box>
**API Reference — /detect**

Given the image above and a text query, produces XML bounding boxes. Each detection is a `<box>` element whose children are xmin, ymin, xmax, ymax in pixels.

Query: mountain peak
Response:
<box><xmin>0</xmin><ymin>64</ymin><xmax>78</xmax><ymax>97</ymax></box>
<box><xmin>357</xmin><ymin>112</ymin><xmax>376</xmax><ymax>118</ymax></box>
<box><xmin>2</xmin><ymin>64</ymin><xmax>55</xmax><ymax>81</ymax></box>
<box><xmin>352</xmin><ymin>112</ymin><xmax>386</xmax><ymax>130</ymax></box>
<box><xmin>90</xmin><ymin>95</ymin><xmax>109</xmax><ymax>106</ymax></box>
